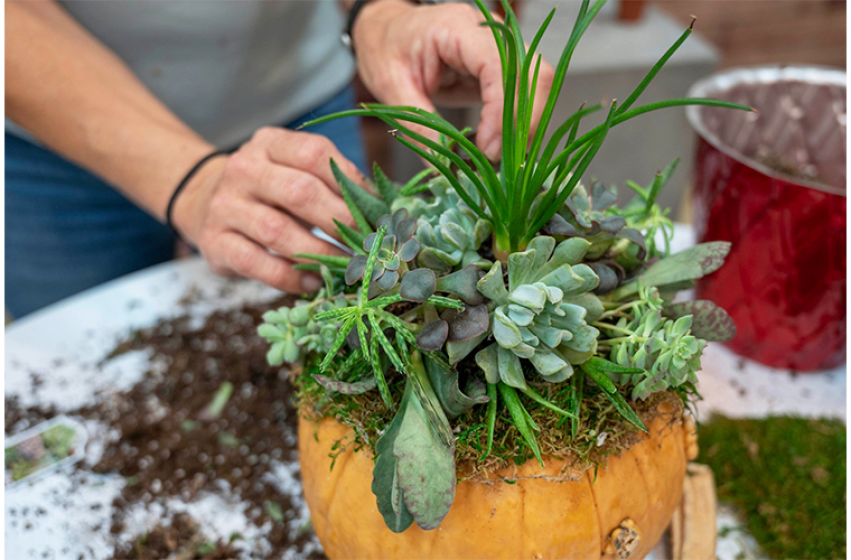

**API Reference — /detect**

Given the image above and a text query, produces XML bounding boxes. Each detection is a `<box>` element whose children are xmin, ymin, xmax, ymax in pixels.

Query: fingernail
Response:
<box><xmin>301</xmin><ymin>274</ymin><xmax>322</xmax><ymax>292</ymax></box>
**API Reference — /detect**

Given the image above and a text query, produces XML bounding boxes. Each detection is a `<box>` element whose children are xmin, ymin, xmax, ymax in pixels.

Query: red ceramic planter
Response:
<box><xmin>687</xmin><ymin>67</ymin><xmax>846</xmax><ymax>371</ymax></box>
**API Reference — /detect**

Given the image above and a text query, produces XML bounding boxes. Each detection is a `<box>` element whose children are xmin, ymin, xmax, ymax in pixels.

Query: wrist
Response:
<box><xmin>170</xmin><ymin>154</ymin><xmax>228</xmax><ymax>245</ymax></box>
<box><xmin>353</xmin><ymin>0</ymin><xmax>413</xmax><ymax>51</ymax></box>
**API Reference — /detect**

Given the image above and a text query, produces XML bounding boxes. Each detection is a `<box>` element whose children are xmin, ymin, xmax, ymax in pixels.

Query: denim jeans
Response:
<box><xmin>5</xmin><ymin>84</ymin><xmax>366</xmax><ymax>318</ymax></box>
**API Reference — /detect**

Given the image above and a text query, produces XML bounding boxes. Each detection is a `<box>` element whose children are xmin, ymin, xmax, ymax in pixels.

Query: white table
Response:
<box><xmin>5</xmin><ymin>225</ymin><xmax>845</xmax><ymax>559</ymax></box>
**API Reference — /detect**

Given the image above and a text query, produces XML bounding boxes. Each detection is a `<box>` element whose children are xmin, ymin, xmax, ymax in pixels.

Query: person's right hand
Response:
<box><xmin>171</xmin><ymin>127</ymin><xmax>366</xmax><ymax>293</ymax></box>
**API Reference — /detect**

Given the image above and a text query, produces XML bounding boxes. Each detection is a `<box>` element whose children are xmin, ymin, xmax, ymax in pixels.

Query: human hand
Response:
<box><xmin>353</xmin><ymin>0</ymin><xmax>555</xmax><ymax>161</ymax></box>
<box><xmin>171</xmin><ymin>128</ymin><xmax>366</xmax><ymax>293</ymax></box>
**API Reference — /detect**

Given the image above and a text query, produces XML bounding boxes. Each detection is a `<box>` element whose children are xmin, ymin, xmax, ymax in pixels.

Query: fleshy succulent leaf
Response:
<box><xmin>398</xmin><ymin>238</ymin><xmax>420</xmax><ymax>262</ymax></box>
<box><xmin>442</xmin><ymin>304</ymin><xmax>490</xmax><ymax>342</ymax></box>
<box><xmin>477</xmin><ymin>261</ymin><xmax>509</xmax><ymax>304</ymax></box>
<box><xmin>372</xmin><ymin>384</ymin><xmax>416</xmax><ymax>533</ymax></box>
<box><xmin>313</xmin><ymin>374</ymin><xmax>377</xmax><ymax>395</ymax></box>
<box><xmin>400</xmin><ymin>269</ymin><xmax>437</xmax><ymax>302</ymax></box>
<box><xmin>612</xmin><ymin>241</ymin><xmax>731</xmax><ymax>299</ymax></box>
<box><xmin>663</xmin><ymin>300</ymin><xmax>736</xmax><ymax>342</ymax></box>
<box><xmin>588</xmin><ymin>262</ymin><xmax>620</xmax><ymax>295</ymax></box>
<box><xmin>416</xmin><ymin>320</ymin><xmax>449</xmax><ymax>352</ymax></box>
<box><xmin>447</xmin><ymin>332</ymin><xmax>488</xmax><ymax>365</ymax></box>
<box><xmin>391</xmin><ymin>383</ymin><xmax>456</xmax><ymax>530</ymax></box>
<box><xmin>616</xmin><ymin>227</ymin><xmax>648</xmax><ymax>261</ymax></box>
<box><xmin>435</xmin><ymin>266</ymin><xmax>485</xmax><ymax>305</ymax></box>
<box><xmin>424</xmin><ymin>356</ymin><xmax>488</xmax><ymax>419</ymax></box>
<box><xmin>345</xmin><ymin>255</ymin><xmax>368</xmax><ymax>286</ymax></box>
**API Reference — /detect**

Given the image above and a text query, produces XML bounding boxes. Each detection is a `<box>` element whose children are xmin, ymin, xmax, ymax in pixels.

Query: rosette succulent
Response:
<box><xmin>475</xmin><ymin>236</ymin><xmax>604</xmax><ymax>385</ymax></box>
<box><xmin>545</xmin><ymin>181</ymin><xmax>648</xmax><ymax>262</ymax></box>
<box><xmin>258</xmin><ymin>295</ymin><xmax>348</xmax><ymax>365</ymax></box>
<box><xmin>395</xmin><ymin>177</ymin><xmax>492</xmax><ymax>273</ymax></box>
<box><xmin>345</xmin><ymin>209</ymin><xmax>420</xmax><ymax>292</ymax></box>
<box><xmin>607</xmin><ymin>287</ymin><xmax>707</xmax><ymax>400</ymax></box>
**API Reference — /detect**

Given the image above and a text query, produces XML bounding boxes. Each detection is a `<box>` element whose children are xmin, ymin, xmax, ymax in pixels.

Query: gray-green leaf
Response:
<box><xmin>663</xmin><ymin>300</ymin><xmax>736</xmax><ymax>342</ymax></box>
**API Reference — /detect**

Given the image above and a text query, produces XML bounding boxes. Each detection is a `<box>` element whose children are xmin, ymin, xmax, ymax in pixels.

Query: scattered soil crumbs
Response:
<box><xmin>7</xmin><ymin>295</ymin><xmax>329</xmax><ymax>559</ymax></box>
<box><xmin>113</xmin><ymin>512</ymin><xmax>237</xmax><ymax>559</ymax></box>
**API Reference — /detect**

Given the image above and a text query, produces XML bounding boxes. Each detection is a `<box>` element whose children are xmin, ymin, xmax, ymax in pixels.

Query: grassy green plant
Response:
<box><xmin>303</xmin><ymin>0</ymin><xmax>749</xmax><ymax>255</ymax></box>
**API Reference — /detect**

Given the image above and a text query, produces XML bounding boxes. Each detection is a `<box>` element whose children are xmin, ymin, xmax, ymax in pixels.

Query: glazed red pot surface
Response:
<box><xmin>688</xmin><ymin>67</ymin><xmax>846</xmax><ymax>371</ymax></box>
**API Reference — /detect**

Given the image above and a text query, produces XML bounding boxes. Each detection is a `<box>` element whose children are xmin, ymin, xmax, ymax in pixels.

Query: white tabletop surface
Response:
<box><xmin>5</xmin><ymin>224</ymin><xmax>845</xmax><ymax>559</ymax></box>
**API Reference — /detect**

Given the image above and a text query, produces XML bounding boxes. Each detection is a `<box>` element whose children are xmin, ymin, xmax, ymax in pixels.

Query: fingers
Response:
<box><xmin>259</xmin><ymin>127</ymin><xmax>369</xmax><ymax>194</ymax></box>
<box><xmin>249</xmin><ymin>164</ymin><xmax>355</xmax><ymax>236</ymax></box>
<box><xmin>429</xmin><ymin>13</ymin><xmax>505</xmax><ymax>160</ymax></box>
<box><xmin>381</xmin><ymin>74</ymin><xmax>443</xmax><ymax>150</ymax></box>
<box><xmin>225</xmin><ymin>198</ymin><xmax>345</xmax><ymax>260</ymax></box>
<box><xmin>213</xmin><ymin>232</ymin><xmax>322</xmax><ymax>293</ymax></box>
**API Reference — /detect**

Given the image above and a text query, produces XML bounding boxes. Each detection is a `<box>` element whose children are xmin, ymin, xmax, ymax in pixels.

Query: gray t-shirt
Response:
<box><xmin>11</xmin><ymin>0</ymin><xmax>355</xmax><ymax>148</ymax></box>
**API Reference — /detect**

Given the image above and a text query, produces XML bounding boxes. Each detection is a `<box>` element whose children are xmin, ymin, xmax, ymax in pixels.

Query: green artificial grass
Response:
<box><xmin>699</xmin><ymin>415</ymin><xmax>846</xmax><ymax>560</ymax></box>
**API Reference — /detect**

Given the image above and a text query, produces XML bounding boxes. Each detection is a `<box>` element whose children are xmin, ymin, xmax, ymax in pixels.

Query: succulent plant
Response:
<box><xmin>273</xmin><ymin>0</ymin><xmax>748</xmax><ymax>536</ymax></box>
<box><xmin>473</xmin><ymin>236</ymin><xmax>604</xmax><ymax>386</ymax></box>
<box><xmin>257</xmin><ymin>295</ymin><xmax>348</xmax><ymax>366</ymax></box>
<box><xmin>394</xmin><ymin>177</ymin><xmax>492</xmax><ymax>273</ymax></box>
<box><xmin>345</xmin><ymin>209</ymin><xmax>420</xmax><ymax>292</ymax></box>
<box><xmin>544</xmin><ymin>181</ymin><xmax>648</xmax><ymax>263</ymax></box>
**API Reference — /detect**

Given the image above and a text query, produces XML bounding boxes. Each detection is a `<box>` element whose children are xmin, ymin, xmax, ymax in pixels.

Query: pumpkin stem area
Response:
<box><xmin>293</xmin><ymin>366</ymin><xmax>684</xmax><ymax>480</ymax></box>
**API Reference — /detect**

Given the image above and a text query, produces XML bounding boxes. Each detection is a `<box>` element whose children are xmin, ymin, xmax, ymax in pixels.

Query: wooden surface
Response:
<box><xmin>654</xmin><ymin>0</ymin><xmax>846</xmax><ymax>69</ymax></box>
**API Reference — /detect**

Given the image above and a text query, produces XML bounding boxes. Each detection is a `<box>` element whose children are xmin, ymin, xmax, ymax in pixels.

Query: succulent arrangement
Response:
<box><xmin>259</xmin><ymin>0</ymin><xmax>746</xmax><ymax>534</ymax></box>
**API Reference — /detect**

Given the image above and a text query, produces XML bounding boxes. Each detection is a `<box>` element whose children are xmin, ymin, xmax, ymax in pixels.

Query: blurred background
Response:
<box><xmin>359</xmin><ymin>0</ymin><xmax>847</xmax><ymax>217</ymax></box>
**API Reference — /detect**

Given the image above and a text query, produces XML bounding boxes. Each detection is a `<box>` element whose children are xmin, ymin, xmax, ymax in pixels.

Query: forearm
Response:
<box><xmin>5</xmin><ymin>0</ymin><xmax>213</xmax><ymax>220</ymax></box>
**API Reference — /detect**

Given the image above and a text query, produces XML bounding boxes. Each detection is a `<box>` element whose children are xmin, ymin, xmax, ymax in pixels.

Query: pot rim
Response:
<box><xmin>686</xmin><ymin>65</ymin><xmax>846</xmax><ymax>197</ymax></box>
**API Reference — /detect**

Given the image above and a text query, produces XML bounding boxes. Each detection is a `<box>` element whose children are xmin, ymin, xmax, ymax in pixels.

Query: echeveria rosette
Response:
<box><xmin>345</xmin><ymin>209</ymin><xmax>420</xmax><ymax>292</ymax></box>
<box><xmin>394</xmin><ymin>176</ymin><xmax>492</xmax><ymax>273</ymax></box>
<box><xmin>543</xmin><ymin>182</ymin><xmax>648</xmax><ymax>293</ymax></box>
<box><xmin>258</xmin><ymin>295</ymin><xmax>348</xmax><ymax>365</ymax></box>
<box><xmin>474</xmin><ymin>236</ymin><xmax>605</xmax><ymax>387</ymax></box>
<box><xmin>606</xmin><ymin>286</ymin><xmax>708</xmax><ymax>400</ymax></box>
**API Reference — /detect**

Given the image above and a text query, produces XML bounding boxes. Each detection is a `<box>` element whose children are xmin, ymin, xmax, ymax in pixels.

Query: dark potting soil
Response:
<box><xmin>113</xmin><ymin>512</ymin><xmax>238</xmax><ymax>560</ymax></box>
<box><xmin>6</xmin><ymin>294</ymin><xmax>329</xmax><ymax>560</ymax></box>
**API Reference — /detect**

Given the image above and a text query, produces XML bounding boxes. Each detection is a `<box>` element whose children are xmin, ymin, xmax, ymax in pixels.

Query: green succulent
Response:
<box><xmin>394</xmin><ymin>176</ymin><xmax>492</xmax><ymax>273</ymax></box>
<box><xmin>474</xmin><ymin>236</ymin><xmax>604</xmax><ymax>386</ymax></box>
<box><xmin>545</xmin><ymin>181</ymin><xmax>648</xmax><ymax>262</ymax></box>
<box><xmin>257</xmin><ymin>295</ymin><xmax>348</xmax><ymax>366</ymax></box>
<box><xmin>606</xmin><ymin>286</ymin><xmax>707</xmax><ymax>400</ymax></box>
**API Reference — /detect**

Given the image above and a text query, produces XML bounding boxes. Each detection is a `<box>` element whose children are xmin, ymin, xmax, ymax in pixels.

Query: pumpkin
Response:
<box><xmin>298</xmin><ymin>402</ymin><xmax>697</xmax><ymax>560</ymax></box>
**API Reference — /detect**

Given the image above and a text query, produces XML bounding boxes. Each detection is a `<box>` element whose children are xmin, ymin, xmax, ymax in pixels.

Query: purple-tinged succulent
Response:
<box><xmin>345</xmin><ymin>209</ymin><xmax>420</xmax><ymax>292</ymax></box>
<box><xmin>545</xmin><ymin>182</ymin><xmax>646</xmax><ymax>262</ymax></box>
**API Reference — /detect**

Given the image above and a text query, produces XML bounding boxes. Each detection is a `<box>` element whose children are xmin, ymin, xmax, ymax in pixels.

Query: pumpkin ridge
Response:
<box><xmin>585</xmin><ymin>462</ymin><xmax>607</xmax><ymax>559</ymax></box>
<box><xmin>319</xmin><ymin>440</ymin><xmax>354</xmax><ymax>544</ymax></box>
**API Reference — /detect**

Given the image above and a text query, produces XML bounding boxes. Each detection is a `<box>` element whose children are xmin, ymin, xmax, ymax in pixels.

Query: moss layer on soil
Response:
<box><xmin>700</xmin><ymin>415</ymin><xmax>846</xmax><ymax>560</ymax></box>
<box><xmin>294</xmin><ymin>365</ymin><xmax>683</xmax><ymax>480</ymax></box>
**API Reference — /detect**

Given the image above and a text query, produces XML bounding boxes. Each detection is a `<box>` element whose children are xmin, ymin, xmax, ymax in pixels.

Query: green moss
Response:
<box><xmin>699</xmin><ymin>415</ymin><xmax>846</xmax><ymax>560</ymax></box>
<box><xmin>294</xmin><ymin>365</ymin><xmax>683</xmax><ymax>479</ymax></box>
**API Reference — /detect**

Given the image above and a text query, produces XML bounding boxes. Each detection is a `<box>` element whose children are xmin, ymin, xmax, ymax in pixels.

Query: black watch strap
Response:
<box><xmin>342</xmin><ymin>0</ymin><xmax>374</xmax><ymax>53</ymax></box>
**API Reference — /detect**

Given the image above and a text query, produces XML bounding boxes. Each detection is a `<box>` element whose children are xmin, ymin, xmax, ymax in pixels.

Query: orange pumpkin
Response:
<box><xmin>299</xmin><ymin>404</ymin><xmax>696</xmax><ymax>560</ymax></box>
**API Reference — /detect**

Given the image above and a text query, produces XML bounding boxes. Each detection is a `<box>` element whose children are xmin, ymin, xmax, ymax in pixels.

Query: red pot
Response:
<box><xmin>687</xmin><ymin>67</ymin><xmax>846</xmax><ymax>371</ymax></box>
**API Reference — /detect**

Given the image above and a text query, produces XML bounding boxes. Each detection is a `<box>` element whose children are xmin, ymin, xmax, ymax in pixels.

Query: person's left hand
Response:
<box><xmin>352</xmin><ymin>0</ymin><xmax>556</xmax><ymax>161</ymax></box>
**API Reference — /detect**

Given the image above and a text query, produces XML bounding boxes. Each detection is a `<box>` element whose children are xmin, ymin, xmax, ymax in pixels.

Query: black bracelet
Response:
<box><xmin>342</xmin><ymin>0</ymin><xmax>374</xmax><ymax>53</ymax></box>
<box><xmin>166</xmin><ymin>149</ymin><xmax>231</xmax><ymax>242</ymax></box>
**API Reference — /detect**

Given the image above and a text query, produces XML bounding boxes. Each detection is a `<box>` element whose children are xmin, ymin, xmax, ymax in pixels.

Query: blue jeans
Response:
<box><xmin>5</xmin><ymin>85</ymin><xmax>366</xmax><ymax>318</ymax></box>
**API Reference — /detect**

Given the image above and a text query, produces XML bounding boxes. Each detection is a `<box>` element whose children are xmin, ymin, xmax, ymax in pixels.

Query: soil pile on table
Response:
<box><xmin>7</xmin><ymin>295</ymin><xmax>328</xmax><ymax>559</ymax></box>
